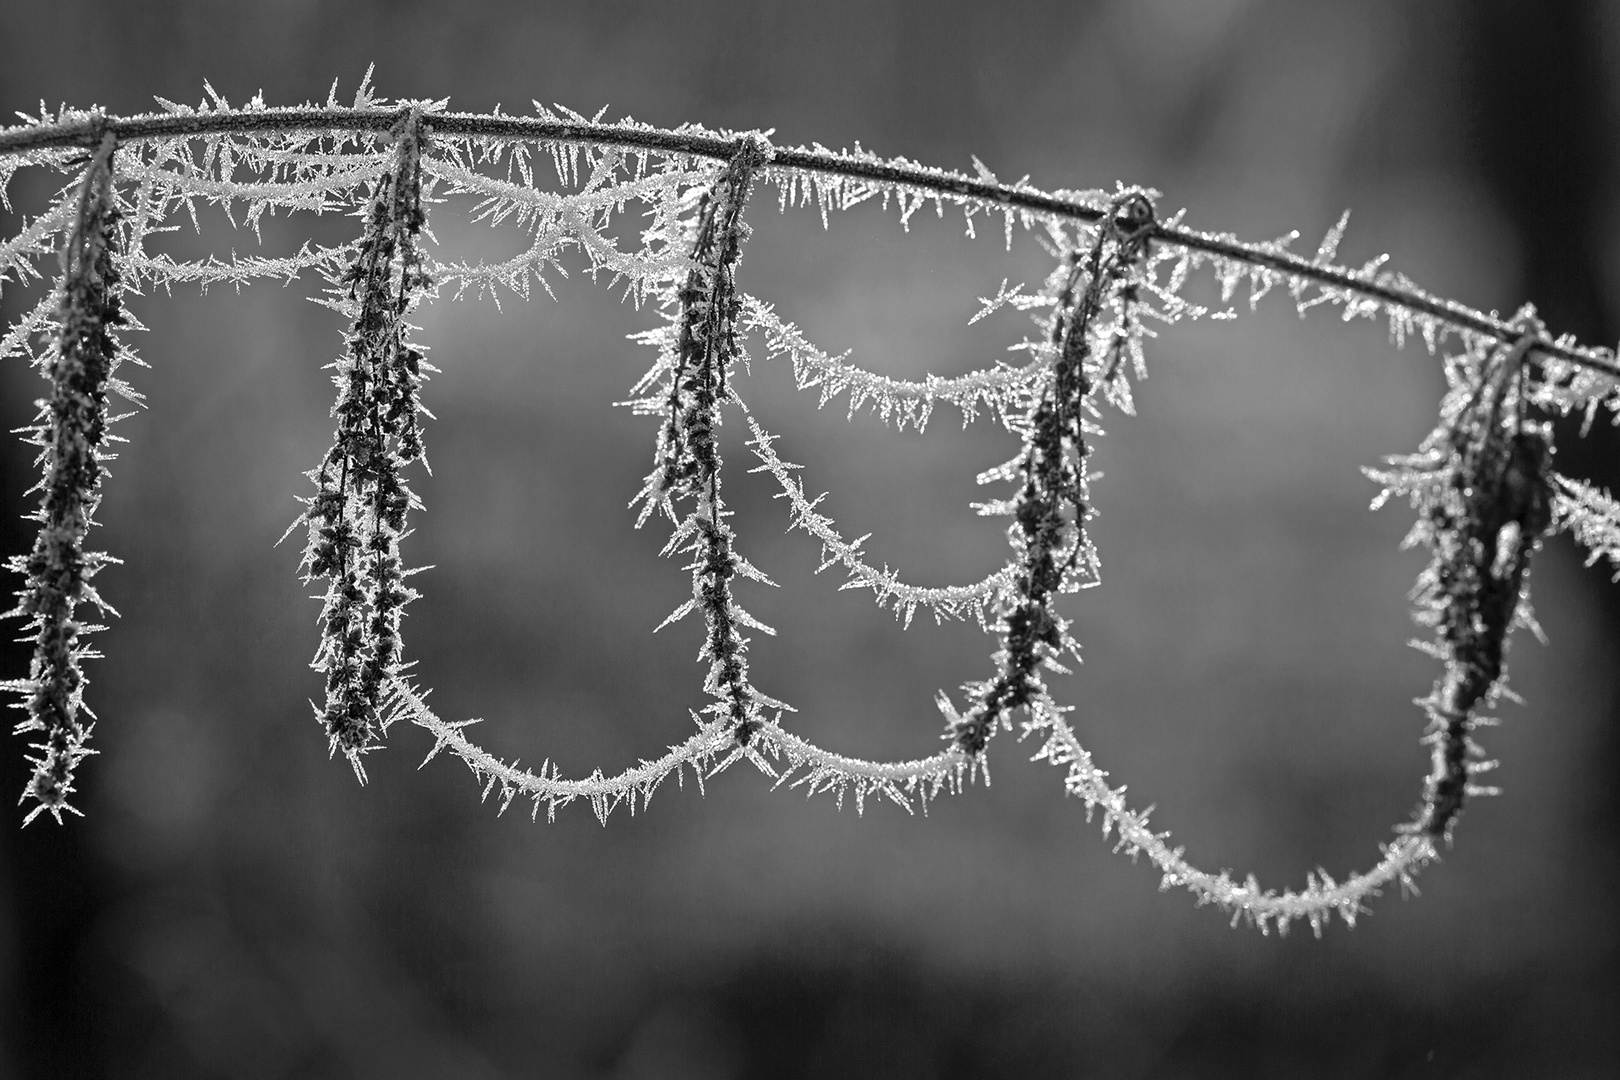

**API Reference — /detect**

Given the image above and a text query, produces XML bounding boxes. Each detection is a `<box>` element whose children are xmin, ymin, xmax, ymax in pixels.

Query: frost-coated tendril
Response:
<box><xmin>393</xmin><ymin>677</ymin><xmax>972</xmax><ymax>824</ymax></box>
<box><xmin>742</xmin><ymin>407</ymin><xmax>1018</xmax><ymax>628</ymax></box>
<box><xmin>3</xmin><ymin>131</ymin><xmax>133</xmax><ymax>824</ymax></box>
<box><xmin>1029</xmin><ymin>693</ymin><xmax>1433</xmax><ymax>937</ymax></box>
<box><xmin>739</xmin><ymin>295</ymin><xmax>1047</xmax><ymax>432</ymax></box>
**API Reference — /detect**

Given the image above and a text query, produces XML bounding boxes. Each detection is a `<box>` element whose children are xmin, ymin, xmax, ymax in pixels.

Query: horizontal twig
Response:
<box><xmin>2</xmin><ymin>105</ymin><xmax>1616</xmax><ymax>378</ymax></box>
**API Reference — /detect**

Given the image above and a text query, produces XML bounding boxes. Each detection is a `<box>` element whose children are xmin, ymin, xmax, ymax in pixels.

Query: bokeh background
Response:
<box><xmin>1</xmin><ymin>1</ymin><xmax>1617</xmax><ymax>1076</ymax></box>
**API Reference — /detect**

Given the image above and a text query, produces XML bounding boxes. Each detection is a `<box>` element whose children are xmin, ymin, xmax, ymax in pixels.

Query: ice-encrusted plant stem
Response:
<box><xmin>4</xmin><ymin>130</ymin><xmax>132</xmax><ymax>824</ymax></box>
<box><xmin>1</xmin><ymin>105</ymin><xmax>1615</xmax><ymax>379</ymax></box>
<box><xmin>631</xmin><ymin>137</ymin><xmax>781</xmax><ymax>748</ymax></box>
<box><xmin>287</xmin><ymin>107</ymin><xmax>434</xmax><ymax>780</ymax></box>
<box><xmin>948</xmin><ymin>192</ymin><xmax>1154</xmax><ymax>755</ymax></box>
<box><xmin>1369</xmin><ymin>319</ymin><xmax>1555</xmax><ymax>839</ymax></box>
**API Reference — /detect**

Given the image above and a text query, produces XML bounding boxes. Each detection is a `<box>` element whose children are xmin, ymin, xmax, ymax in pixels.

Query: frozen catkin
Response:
<box><xmin>4</xmin><ymin>132</ymin><xmax>138</xmax><ymax>824</ymax></box>
<box><xmin>288</xmin><ymin>108</ymin><xmax>436</xmax><ymax>781</ymax></box>
<box><xmin>946</xmin><ymin>192</ymin><xmax>1155</xmax><ymax>756</ymax></box>
<box><xmin>1366</xmin><ymin>316</ymin><xmax>1554</xmax><ymax>838</ymax></box>
<box><xmin>627</xmin><ymin>138</ymin><xmax>785</xmax><ymax>749</ymax></box>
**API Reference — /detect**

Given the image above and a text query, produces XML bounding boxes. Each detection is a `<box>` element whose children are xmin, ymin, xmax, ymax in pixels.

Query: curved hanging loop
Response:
<box><xmin>1020</xmin><ymin>316</ymin><xmax>1556</xmax><ymax>935</ymax></box>
<box><xmin>394</xmin><ymin>678</ymin><xmax>972</xmax><ymax>824</ymax></box>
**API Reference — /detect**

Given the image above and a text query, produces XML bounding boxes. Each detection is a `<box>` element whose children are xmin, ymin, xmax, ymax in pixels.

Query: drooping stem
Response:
<box><xmin>5</xmin><ymin>131</ymin><xmax>130</xmax><ymax>824</ymax></box>
<box><xmin>948</xmin><ymin>192</ymin><xmax>1155</xmax><ymax>755</ymax></box>
<box><xmin>1389</xmin><ymin>325</ymin><xmax>1554</xmax><ymax>838</ymax></box>
<box><xmin>289</xmin><ymin>108</ymin><xmax>434</xmax><ymax>780</ymax></box>
<box><xmin>632</xmin><ymin>137</ymin><xmax>777</xmax><ymax>746</ymax></box>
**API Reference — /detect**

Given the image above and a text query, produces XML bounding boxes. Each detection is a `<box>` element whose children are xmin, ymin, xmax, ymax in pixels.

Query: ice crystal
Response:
<box><xmin>1551</xmin><ymin>475</ymin><xmax>1620</xmax><ymax>579</ymax></box>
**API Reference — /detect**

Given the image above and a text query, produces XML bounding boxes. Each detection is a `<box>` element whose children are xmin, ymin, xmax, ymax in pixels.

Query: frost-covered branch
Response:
<box><xmin>5</xmin><ymin>101</ymin><xmax>1618</xmax><ymax>379</ymax></box>
<box><xmin>3</xmin><ymin>83</ymin><xmax>1616</xmax><ymax>937</ymax></box>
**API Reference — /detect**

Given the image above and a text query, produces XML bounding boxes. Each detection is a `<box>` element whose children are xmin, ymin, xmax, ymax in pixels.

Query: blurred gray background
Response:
<box><xmin>1</xmin><ymin>0</ymin><xmax>1617</xmax><ymax>1076</ymax></box>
